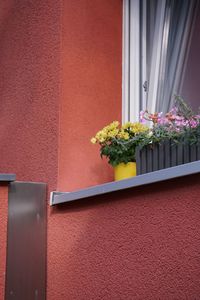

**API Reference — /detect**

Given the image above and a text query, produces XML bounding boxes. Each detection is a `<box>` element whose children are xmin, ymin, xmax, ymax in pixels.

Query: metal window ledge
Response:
<box><xmin>50</xmin><ymin>161</ymin><xmax>200</xmax><ymax>206</ymax></box>
<box><xmin>0</xmin><ymin>174</ymin><xmax>16</xmax><ymax>182</ymax></box>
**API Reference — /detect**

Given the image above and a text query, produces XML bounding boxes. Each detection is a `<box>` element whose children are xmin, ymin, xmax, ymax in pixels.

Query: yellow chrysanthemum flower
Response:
<box><xmin>103</xmin><ymin>121</ymin><xmax>120</xmax><ymax>132</ymax></box>
<box><xmin>111</xmin><ymin>121</ymin><xmax>120</xmax><ymax>128</ymax></box>
<box><xmin>95</xmin><ymin>130</ymin><xmax>104</xmax><ymax>140</ymax></box>
<box><xmin>95</xmin><ymin>128</ymin><xmax>111</xmax><ymax>143</ymax></box>
<box><xmin>90</xmin><ymin>137</ymin><xmax>97</xmax><ymax>144</ymax></box>
<box><xmin>130</xmin><ymin>122</ymin><xmax>148</xmax><ymax>134</ymax></box>
<box><xmin>107</xmin><ymin>128</ymin><xmax>119</xmax><ymax>138</ymax></box>
<box><xmin>118</xmin><ymin>130</ymin><xmax>129</xmax><ymax>140</ymax></box>
<box><xmin>122</xmin><ymin>122</ymin><xmax>134</xmax><ymax>130</ymax></box>
<box><xmin>123</xmin><ymin>132</ymin><xmax>129</xmax><ymax>140</ymax></box>
<box><xmin>99</xmin><ymin>137</ymin><xmax>106</xmax><ymax>143</ymax></box>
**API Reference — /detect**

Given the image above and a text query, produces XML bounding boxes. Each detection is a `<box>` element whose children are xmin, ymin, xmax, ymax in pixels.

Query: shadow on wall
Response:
<box><xmin>49</xmin><ymin>174</ymin><xmax>200</xmax><ymax>299</ymax></box>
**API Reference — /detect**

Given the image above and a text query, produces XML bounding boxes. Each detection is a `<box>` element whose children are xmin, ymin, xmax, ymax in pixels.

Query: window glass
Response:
<box><xmin>123</xmin><ymin>0</ymin><xmax>199</xmax><ymax>122</ymax></box>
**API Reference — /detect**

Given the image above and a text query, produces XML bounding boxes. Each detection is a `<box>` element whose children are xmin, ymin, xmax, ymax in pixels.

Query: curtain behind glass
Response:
<box><xmin>145</xmin><ymin>0</ymin><xmax>198</xmax><ymax>114</ymax></box>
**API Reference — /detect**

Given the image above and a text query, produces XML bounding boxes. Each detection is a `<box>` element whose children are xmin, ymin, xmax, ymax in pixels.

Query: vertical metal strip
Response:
<box><xmin>135</xmin><ymin>146</ymin><xmax>141</xmax><ymax>175</ymax></box>
<box><xmin>158</xmin><ymin>142</ymin><xmax>165</xmax><ymax>170</ymax></box>
<box><xmin>184</xmin><ymin>142</ymin><xmax>190</xmax><ymax>164</ymax></box>
<box><xmin>6</xmin><ymin>182</ymin><xmax>46</xmax><ymax>300</ymax></box>
<box><xmin>164</xmin><ymin>139</ymin><xmax>170</xmax><ymax>168</ymax></box>
<box><xmin>152</xmin><ymin>144</ymin><xmax>159</xmax><ymax>171</ymax></box>
<box><xmin>141</xmin><ymin>147</ymin><xmax>147</xmax><ymax>174</ymax></box>
<box><xmin>147</xmin><ymin>145</ymin><xmax>153</xmax><ymax>173</ymax></box>
<box><xmin>177</xmin><ymin>143</ymin><xmax>184</xmax><ymax>165</ymax></box>
<box><xmin>197</xmin><ymin>144</ymin><xmax>200</xmax><ymax>160</ymax></box>
<box><xmin>171</xmin><ymin>141</ymin><xmax>177</xmax><ymax>167</ymax></box>
<box><xmin>190</xmin><ymin>144</ymin><xmax>197</xmax><ymax>162</ymax></box>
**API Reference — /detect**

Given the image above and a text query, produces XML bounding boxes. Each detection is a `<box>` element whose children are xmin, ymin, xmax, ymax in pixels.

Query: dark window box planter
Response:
<box><xmin>136</xmin><ymin>140</ymin><xmax>200</xmax><ymax>175</ymax></box>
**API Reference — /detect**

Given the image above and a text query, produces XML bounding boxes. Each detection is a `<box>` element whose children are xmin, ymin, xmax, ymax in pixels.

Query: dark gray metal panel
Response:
<box><xmin>184</xmin><ymin>142</ymin><xmax>190</xmax><ymax>163</ymax></box>
<box><xmin>158</xmin><ymin>142</ymin><xmax>164</xmax><ymax>170</ymax></box>
<box><xmin>152</xmin><ymin>144</ymin><xmax>158</xmax><ymax>171</ymax></box>
<box><xmin>164</xmin><ymin>140</ymin><xmax>170</xmax><ymax>168</ymax></box>
<box><xmin>0</xmin><ymin>174</ymin><xmax>16</xmax><ymax>182</ymax></box>
<box><xmin>50</xmin><ymin>160</ymin><xmax>200</xmax><ymax>205</ymax></box>
<box><xmin>190</xmin><ymin>144</ymin><xmax>197</xmax><ymax>162</ymax></box>
<box><xmin>134</xmin><ymin>142</ymin><xmax>200</xmax><ymax>175</ymax></box>
<box><xmin>135</xmin><ymin>147</ymin><xmax>141</xmax><ymax>175</ymax></box>
<box><xmin>177</xmin><ymin>144</ymin><xmax>183</xmax><ymax>165</ymax></box>
<box><xmin>197</xmin><ymin>145</ymin><xmax>200</xmax><ymax>160</ymax></box>
<box><xmin>171</xmin><ymin>142</ymin><xmax>177</xmax><ymax>167</ymax></box>
<box><xmin>141</xmin><ymin>147</ymin><xmax>147</xmax><ymax>174</ymax></box>
<box><xmin>147</xmin><ymin>146</ymin><xmax>153</xmax><ymax>173</ymax></box>
<box><xmin>6</xmin><ymin>182</ymin><xmax>46</xmax><ymax>300</ymax></box>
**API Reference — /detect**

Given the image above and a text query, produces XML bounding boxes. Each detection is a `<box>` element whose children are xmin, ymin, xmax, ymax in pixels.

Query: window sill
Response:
<box><xmin>50</xmin><ymin>161</ymin><xmax>200</xmax><ymax>206</ymax></box>
<box><xmin>0</xmin><ymin>174</ymin><xmax>16</xmax><ymax>182</ymax></box>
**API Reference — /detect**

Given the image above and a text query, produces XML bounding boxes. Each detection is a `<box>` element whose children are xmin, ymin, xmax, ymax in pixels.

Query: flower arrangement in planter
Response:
<box><xmin>90</xmin><ymin>121</ymin><xmax>149</xmax><ymax>180</ymax></box>
<box><xmin>91</xmin><ymin>96</ymin><xmax>200</xmax><ymax>180</ymax></box>
<box><xmin>136</xmin><ymin>96</ymin><xmax>200</xmax><ymax>174</ymax></box>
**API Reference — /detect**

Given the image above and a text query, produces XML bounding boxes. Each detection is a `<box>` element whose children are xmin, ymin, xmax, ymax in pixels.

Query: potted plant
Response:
<box><xmin>136</xmin><ymin>96</ymin><xmax>200</xmax><ymax>174</ymax></box>
<box><xmin>91</xmin><ymin>121</ymin><xmax>149</xmax><ymax>180</ymax></box>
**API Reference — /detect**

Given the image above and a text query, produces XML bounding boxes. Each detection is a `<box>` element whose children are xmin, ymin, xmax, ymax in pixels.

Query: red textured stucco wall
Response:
<box><xmin>0</xmin><ymin>2</ymin><xmax>60</xmax><ymax>299</ymax></box>
<box><xmin>57</xmin><ymin>0</ymin><xmax>122</xmax><ymax>191</ymax></box>
<box><xmin>49</xmin><ymin>175</ymin><xmax>200</xmax><ymax>299</ymax></box>
<box><xmin>1</xmin><ymin>1</ymin><xmax>200</xmax><ymax>300</ymax></box>
<box><xmin>0</xmin><ymin>185</ymin><xmax>8</xmax><ymax>300</ymax></box>
<box><xmin>48</xmin><ymin>1</ymin><xmax>122</xmax><ymax>299</ymax></box>
<box><xmin>0</xmin><ymin>0</ymin><xmax>60</xmax><ymax>186</ymax></box>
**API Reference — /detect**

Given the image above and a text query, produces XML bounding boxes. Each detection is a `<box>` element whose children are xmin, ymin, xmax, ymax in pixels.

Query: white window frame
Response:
<box><xmin>122</xmin><ymin>0</ymin><xmax>141</xmax><ymax>123</ymax></box>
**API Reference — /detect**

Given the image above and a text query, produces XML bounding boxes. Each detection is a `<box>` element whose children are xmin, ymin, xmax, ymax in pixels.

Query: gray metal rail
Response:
<box><xmin>50</xmin><ymin>161</ymin><xmax>200</xmax><ymax>205</ymax></box>
<box><xmin>0</xmin><ymin>174</ymin><xmax>16</xmax><ymax>182</ymax></box>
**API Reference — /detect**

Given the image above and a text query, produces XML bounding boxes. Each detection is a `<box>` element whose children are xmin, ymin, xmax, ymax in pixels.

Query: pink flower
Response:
<box><xmin>175</xmin><ymin>127</ymin><xmax>181</xmax><ymax>132</ymax></box>
<box><xmin>174</xmin><ymin>115</ymin><xmax>184</xmax><ymax>121</ymax></box>
<box><xmin>175</xmin><ymin>120</ymin><xmax>185</xmax><ymax>127</ymax></box>
<box><xmin>139</xmin><ymin>111</ymin><xmax>147</xmax><ymax>124</ymax></box>
<box><xmin>169</xmin><ymin>106</ymin><xmax>178</xmax><ymax>115</ymax></box>
<box><xmin>157</xmin><ymin>117</ymin><xmax>169</xmax><ymax>125</ymax></box>
<box><xmin>189</xmin><ymin>119</ymin><xmax>198</xmax><ymax>128</ymax></box>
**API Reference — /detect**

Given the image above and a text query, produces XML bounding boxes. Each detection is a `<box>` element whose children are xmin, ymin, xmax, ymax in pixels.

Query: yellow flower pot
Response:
<box><xmin>114</xmin><ymin>162</ymin><xmax>136</xmax><ymax>181</ymax></box>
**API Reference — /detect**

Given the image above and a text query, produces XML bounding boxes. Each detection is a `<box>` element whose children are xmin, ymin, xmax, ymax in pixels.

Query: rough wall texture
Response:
<box><xmin>0</xmin><ymin>184</ymin><xmax>8</xmax><ymax>300</ymax></box>
<box><xmin>1</xmin><ymin>1</ymin><xmax>200</xmax><ymax>300</ymax></box>
<box><xmin>0</xmin><ymin>0</ymin><xmax>60</xmax><ymax>186</ymax></box>
<box><xmin>49</xmin><ymin>175</ymin><xmax>200</xmax><ymax>300</ymax></box>
<box><xmin>57</xmin><ymin>0</ymin><xmax>122</xmax><ymax>191</ymax></box>
<box><xmin>0</xmin><ymin>2</ymin><xmax>60</xmax><ymax>299</ymax></box>
<box><xmin>48</xmin><ymin>1</ymin><xmax>122</xmax><ymax>299</ymax></box>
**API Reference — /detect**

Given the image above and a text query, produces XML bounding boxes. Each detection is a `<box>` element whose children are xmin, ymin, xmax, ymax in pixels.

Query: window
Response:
<box><xmin>122</xmin><ymin>0</ymin><xmax>198</xmax><ymax>123</ymax></box>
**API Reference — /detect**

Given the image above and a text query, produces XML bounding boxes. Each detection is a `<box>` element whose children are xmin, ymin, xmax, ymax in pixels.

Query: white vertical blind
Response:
<box><xmin>147</xmin><ymin>0</ymin><xmax>167</xmax><ymax>114</ymax></box>
<box><xmin>122</xmin><ymin>0</ymin><xmax>198</xmax><ymax>122</ymax></box>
